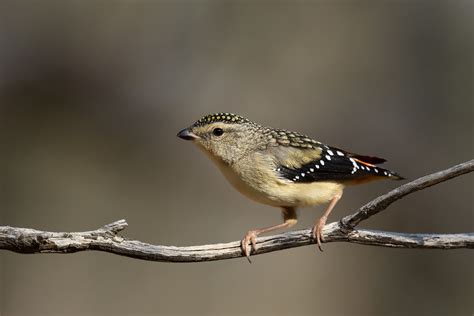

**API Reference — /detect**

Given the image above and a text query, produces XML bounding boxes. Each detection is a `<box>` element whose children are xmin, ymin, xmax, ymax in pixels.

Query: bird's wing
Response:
<box><xmin>269</xmin><ymin>144</ymin><xmax>402</xmax><ymax>183</ymax></box>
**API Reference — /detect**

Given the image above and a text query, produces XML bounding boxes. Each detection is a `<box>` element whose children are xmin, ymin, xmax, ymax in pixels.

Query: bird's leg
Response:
<box><xmin>312</xmin><ymin>192</ymin><xmax>342</xmax><ymax>251</ymax></box>
<box><xmin>241</xmin><ymin>207</ymin><xmax>297</xmax><ymax>260</ymax></box>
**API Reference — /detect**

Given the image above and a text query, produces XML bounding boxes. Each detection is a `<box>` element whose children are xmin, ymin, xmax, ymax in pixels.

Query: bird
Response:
<box><xmin>177</xmin><ymin>112</ymin><xmax>403</xmax><ymax>259</ymax></box>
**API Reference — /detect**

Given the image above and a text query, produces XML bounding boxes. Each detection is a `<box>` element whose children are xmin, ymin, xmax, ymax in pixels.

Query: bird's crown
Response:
<box><xmin>192</xmin><ymin>112</ymin><xmax>251</xmax><ymax>127</ymax></box>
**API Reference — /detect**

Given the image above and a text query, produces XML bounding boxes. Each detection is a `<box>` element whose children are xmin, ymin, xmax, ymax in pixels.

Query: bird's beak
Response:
<box><xmin>177</xmin><ymin>128</ymin><xmax>199</xmax><ymax>141</ymax></box>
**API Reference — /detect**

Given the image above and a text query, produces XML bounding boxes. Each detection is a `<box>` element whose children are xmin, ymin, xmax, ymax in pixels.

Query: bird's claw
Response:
<box><xmin>312</xmin><ymin>219</ymin><xmax>326</xmax><ymax>252</ymax></box>
<box><xmin>241</xmin><ymin>230</ymin><xmax>258</xmax><ymax>262</ymax></box>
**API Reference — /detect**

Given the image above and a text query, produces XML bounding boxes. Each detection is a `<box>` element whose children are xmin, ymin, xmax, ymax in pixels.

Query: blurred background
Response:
<box><xmin>1</xmin><ymin>1</ymin><xmax>473</xmax><ymax>315</ymax></box>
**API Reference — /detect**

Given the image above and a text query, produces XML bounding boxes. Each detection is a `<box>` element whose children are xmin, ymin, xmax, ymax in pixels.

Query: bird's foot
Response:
<box><xmin>312</xmin><ymin>217</ymin><xmax>327</xmax><ymax>252</ymax></box>
<box><xmin>241</xmin><ymin>230</ymin><xmax>258</xmax><ymax>262</ymax></box>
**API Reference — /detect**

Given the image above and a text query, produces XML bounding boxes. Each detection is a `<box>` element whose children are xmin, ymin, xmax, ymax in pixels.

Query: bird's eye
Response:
<box><xmin>212</xmin><ymin>128</ymin><xmax>224</xmax><ymax>136</ymax></box>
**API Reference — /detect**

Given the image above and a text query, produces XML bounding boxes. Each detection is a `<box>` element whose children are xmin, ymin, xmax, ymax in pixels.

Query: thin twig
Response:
<box><xmin>1</xmin><ymin>160</ymin><xmax>473</xmax><ymax>262</ymax></box>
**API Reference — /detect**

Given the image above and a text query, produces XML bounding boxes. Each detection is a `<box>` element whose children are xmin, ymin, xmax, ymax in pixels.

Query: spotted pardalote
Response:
<box><xmin>177</xmin><ymin>113</ymin><xmax>403</xmax><ymax>259</ymax></box>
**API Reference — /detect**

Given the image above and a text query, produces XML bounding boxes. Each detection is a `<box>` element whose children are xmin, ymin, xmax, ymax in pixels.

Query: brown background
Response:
<box><xmin>1</xmin><ymin>1</ymin><xmax>473</xmax><ymax>315</ymax></box>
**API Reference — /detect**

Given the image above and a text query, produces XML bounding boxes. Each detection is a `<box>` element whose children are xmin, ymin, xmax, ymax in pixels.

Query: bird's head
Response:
<box><xmin>177</xmin><ymin>113</ymin><xmax>264</xmax><ymax>165</ymax></box>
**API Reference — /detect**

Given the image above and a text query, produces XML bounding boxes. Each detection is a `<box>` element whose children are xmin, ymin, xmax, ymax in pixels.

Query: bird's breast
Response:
<box><xmin>213</xmin><ymin>156</ymin><xmax>281</xmax><ymax>206</ymax></box>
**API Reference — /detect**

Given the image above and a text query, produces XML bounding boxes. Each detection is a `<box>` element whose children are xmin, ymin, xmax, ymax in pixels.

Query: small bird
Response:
<box><xmin>177</xmin><ymin>113</ymin><xmax>403</xmax><ymax>258</ymax></box>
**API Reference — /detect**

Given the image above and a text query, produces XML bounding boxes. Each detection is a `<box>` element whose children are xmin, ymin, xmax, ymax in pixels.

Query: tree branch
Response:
<box><xmin>1</xmin><ymin>160</ymin><xmax>473</xmax><ymax>262</ymax></box>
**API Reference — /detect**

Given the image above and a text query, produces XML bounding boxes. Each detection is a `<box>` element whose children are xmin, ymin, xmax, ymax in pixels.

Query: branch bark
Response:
<box><xmin>1</xmin><ymin>160</ymin><xmax>473</xmax><ymax>262</ymax></box>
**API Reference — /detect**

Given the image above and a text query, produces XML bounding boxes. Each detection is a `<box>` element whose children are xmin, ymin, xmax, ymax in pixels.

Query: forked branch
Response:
<box><xmin>1</xmin><ymin>160</ymin><xmax>473</xmax><ymax>262</ymax></box>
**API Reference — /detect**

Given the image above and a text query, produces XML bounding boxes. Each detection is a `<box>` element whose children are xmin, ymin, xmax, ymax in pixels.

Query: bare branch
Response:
<box><xmin>1</xmin><ymin>160</ymin><xmax>473</xmax><ymax>262</ymax></box>
<box><xmin>0</xmin><ymin>221</ymin><xmax>472</xmax><ymax>262</ymax></box>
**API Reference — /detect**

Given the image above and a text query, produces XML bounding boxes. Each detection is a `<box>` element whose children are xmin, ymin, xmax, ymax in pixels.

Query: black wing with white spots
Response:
<box><xmin>277</xmin><ymin>146</ymin><xmax>402</xmax><ymax>183</ymax></box>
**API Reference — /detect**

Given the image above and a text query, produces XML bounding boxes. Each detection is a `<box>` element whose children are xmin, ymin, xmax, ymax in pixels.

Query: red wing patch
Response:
<box><xmin>350</xmin><ymin>154</ymin><xmax>386</xmax><ymax>165</ymax></box>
